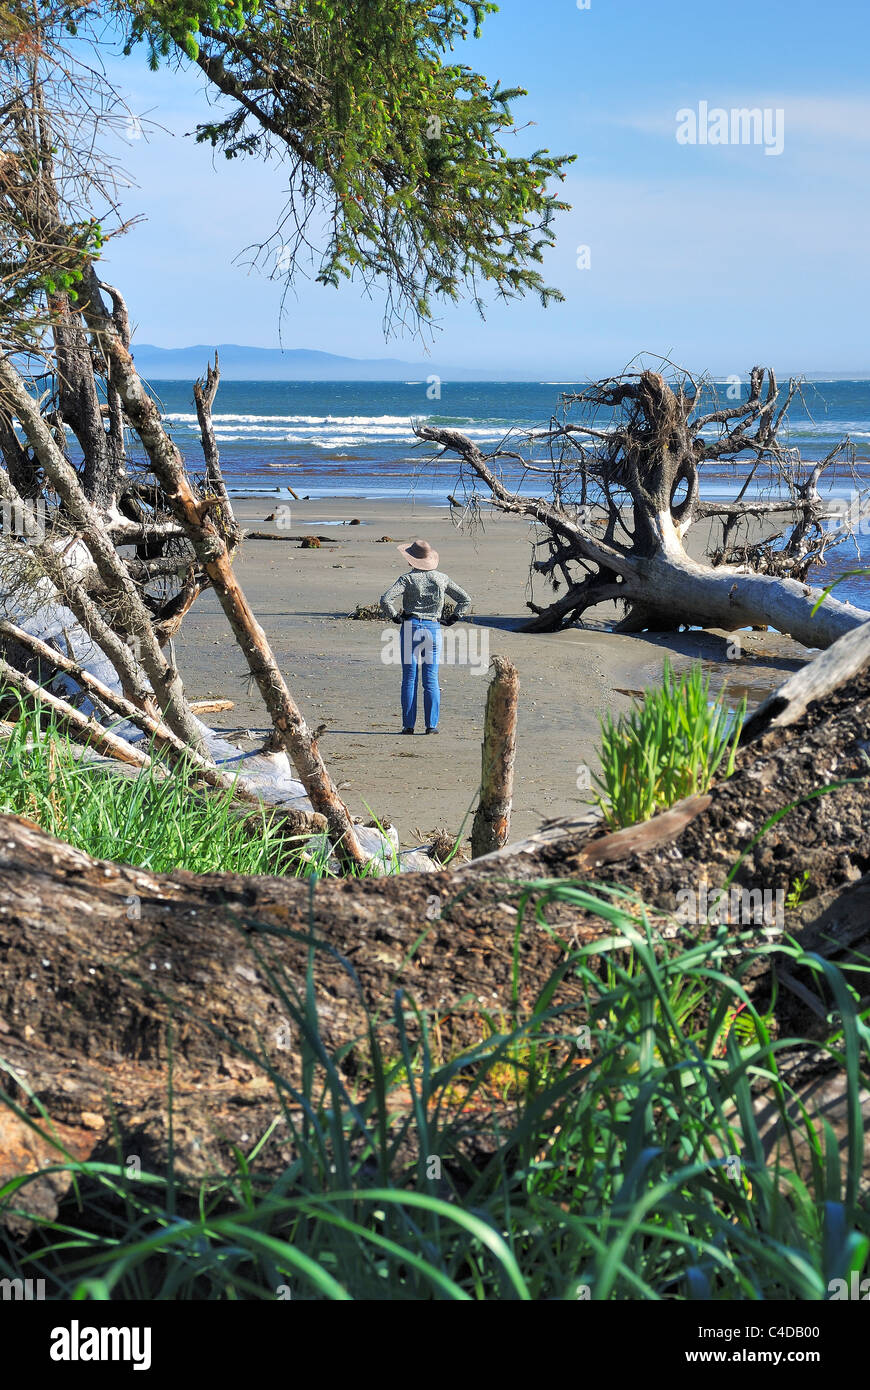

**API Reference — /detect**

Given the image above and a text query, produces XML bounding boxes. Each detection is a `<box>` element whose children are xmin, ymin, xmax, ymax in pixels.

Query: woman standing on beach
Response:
<box><xmin>380</xmin><ymin>539</ymin><xmax>472</xmax><ymax>734</ymax></box>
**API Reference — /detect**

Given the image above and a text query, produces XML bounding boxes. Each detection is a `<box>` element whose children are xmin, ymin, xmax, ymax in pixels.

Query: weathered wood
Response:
<box><xmin>0</xmin><ymin>353</ymin><xmax>209</xmax><ymax>756</ymax></box>
<box><xmin>471</xmin><ymin>656</ymin><xmax>519</xmax><ymax>857</ymax></box>
<box><xmin>191</xmin><ymin>351</ymin><xmax>240</xmax><ymax>550</ymax></box>
<box><xmin>49</xmin><ymin>291</ymin><xmax>113</xmax><ymax>510</ymax></box>
<box><xmin>416</xmin><ymin>369</ymin><xmax>870</xmax><ymax>649</ymax></box>
<box><xmin>464</xmin><ymin>792</ymin><xmax>712</xmax><ymax>871</ymax></box>
<box><xmin>742</xmin><ymin>619</ymin><xmax>870</xmax><ymax>742</ymax></box>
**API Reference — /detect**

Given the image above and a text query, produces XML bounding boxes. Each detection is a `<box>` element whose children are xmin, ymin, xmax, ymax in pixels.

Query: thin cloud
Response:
<box><xmin>614</xmin><ymin>95</ymin><xmax>870</xmax><ymax>144</ymax></box>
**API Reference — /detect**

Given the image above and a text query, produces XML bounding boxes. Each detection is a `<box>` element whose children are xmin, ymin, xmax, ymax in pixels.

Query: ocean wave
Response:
<box><xmin>209</xmin><ymin>426</ymin><xmax>518</xmax><ymax>447</ymax></box>
<box><xmin>210</xmin><ymin>426</ymin><xmax>300</xmax><ymax>436</ymax></box>
<box><xmin>208</xmin><ymin>419</ymin><xmax>861</xmax><ymax>446</ymax></box>
<box><xmin>166</xmin><ymin>412</ymin><xmax>432</xmax><ymax>426</ymax></box>
<box><xmin>211</xmin><ymin>432</ymin><xmax>299</xmax><ymax>441</ymax></box>
<box><xmin>165</xmin><ymin>410</ymin><xmax>525</xmax><ymax>432</ymax></box>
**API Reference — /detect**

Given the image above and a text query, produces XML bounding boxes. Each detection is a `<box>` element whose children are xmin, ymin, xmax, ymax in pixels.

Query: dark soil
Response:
<box><xmin>0</xmin><ymin>665</ymin><xmax>867</xmax><ymax>1218</ymax></box>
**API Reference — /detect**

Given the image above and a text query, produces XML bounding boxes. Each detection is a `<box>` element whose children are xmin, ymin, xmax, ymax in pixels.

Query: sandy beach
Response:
<box><xmin>173</xmin><ymin>496</ymin><xmax>809</xmax><ymax>846</ymax></box>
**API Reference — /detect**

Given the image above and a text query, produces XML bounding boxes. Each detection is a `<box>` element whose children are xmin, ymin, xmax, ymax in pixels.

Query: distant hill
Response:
<box><xmin>127</xmin><ymin>344</ymin><xmax>870</xmax><ymax>384</ymax></box>
<box><xmin>129</xmin><ymin>342</ymin><xmax>497</xmax><ymax>382</ymax></box>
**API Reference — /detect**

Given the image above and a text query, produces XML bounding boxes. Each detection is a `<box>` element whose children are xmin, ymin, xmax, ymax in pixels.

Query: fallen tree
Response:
<box><xmin>0</xmin><ymin>624</ymin><xmax>868</xmax><ymax>1218</ymax></box>
<box><xmin>417</xmin><ymin>366</ymin><xmax>870</xmax><ymax>646</ymax></box>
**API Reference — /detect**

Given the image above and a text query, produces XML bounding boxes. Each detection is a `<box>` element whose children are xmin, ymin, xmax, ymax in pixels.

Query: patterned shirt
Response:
<box><xmin>380</xmin><ymin>569</ymin><xmax>473</xmax><ymax>622</ymax></box>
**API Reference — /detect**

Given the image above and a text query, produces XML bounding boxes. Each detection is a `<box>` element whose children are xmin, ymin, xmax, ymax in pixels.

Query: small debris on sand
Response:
<box><xmin>428</xmin><ymin>830</ymin><xmax>466</xmax><ymax>863</ymax></box>
<box><xmin>349</xmin><ymin>602</ymin><xmax>383</xmax><ymax>620</ymax></box>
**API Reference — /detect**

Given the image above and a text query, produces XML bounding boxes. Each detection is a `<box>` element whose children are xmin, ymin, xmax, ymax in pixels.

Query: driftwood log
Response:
<box><xmin>1</xmin><ymin>626</ymin><xmax>869</xmax><ymax>1226</ymax></box>
<box><xmin>471</xmin><ymin>655</ymin><xmax>519</xmax><ymax>857</ymax></box>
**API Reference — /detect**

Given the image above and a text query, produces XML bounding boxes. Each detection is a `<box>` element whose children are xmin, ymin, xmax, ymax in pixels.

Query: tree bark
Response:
<box><xmin>50</xmin><ymin>293</ymin><xmax>113</xmax><ymax>510</ymax></box>
<box><xmin>0</xmin><ymin>407</ymin><xmax>38</xmax><ymax>499</ymax></box>
<box><xmin>192</xmin><ymin>351</ymin><xmax>240</xmax><ymax>549</ymax></box>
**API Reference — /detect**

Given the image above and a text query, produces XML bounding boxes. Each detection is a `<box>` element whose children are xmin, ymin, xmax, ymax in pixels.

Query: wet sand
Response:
<box><xmin>173</xmin><ymin>497</ymin><xmax>808</xmax><ymax>846</ymax></box>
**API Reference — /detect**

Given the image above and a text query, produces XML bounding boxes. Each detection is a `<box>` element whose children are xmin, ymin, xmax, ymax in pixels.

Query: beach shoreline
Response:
<box><xmin>173</xmin><ymin>496</ymin><xmax>808</xmax><ymax>846</ymax></box>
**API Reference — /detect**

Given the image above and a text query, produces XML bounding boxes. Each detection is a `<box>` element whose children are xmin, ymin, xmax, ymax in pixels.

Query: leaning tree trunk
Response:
<box><xmin>77</xmin><ymin>267</ymin><xmax>368</xmax><ymax>870</ymax></box>
<box><xmin>417</xmin><ymin>368</ymin><xmax>870</xmax><ymax>648</ymax></box>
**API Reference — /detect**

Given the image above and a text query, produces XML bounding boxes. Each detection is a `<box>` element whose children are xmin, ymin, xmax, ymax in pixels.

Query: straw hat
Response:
<box><xmin>397</xmin><ymin>538</ymin><xmax>439</xmax><ymax>571</ymax></box>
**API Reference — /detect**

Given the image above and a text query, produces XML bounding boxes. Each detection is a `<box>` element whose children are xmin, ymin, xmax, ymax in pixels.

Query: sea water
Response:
<box><xmin>125</xmin><ymin>378</ymin><xmax>870</xmax><ymax>610</ymax></box>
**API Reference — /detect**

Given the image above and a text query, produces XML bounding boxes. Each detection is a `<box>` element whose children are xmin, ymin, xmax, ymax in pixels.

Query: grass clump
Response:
<box><xmin>0</xmin><ymin>693</ymin><xmax>330</xmax><ymax>878</ymax></box>
<box><xmin>594</xmin><ymin>659</ymin><xmax>746</xmax><ymax>830</ymax></box>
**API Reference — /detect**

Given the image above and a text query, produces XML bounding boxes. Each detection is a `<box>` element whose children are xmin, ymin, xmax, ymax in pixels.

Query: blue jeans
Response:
<box><xmin>400</xmin><ymin>618</ymin><xmax>442</xmax><ymax>730</ymax></box>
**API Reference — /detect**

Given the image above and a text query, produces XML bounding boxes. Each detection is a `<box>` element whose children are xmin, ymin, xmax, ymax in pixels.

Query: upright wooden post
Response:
<box><xmin>471</xmin><ymin>655</ymin><xmax>519</xmax><ymax>857</ymax></box>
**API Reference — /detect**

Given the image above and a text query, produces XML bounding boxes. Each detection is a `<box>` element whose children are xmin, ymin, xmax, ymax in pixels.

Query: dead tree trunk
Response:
<box><xmin>51</xmin><ymin>292</ymin><xmax>113</xmax><ymax>510</ymax></box>
<box><xmin>193</xmin><ymin>351</ymin><xmax>240</xmax><ymax>549</ymax></box>
<box><xmin>471</xmin><ymin>655</ymin><xmax>519</xmax><ymax>857</ymax></box>
<box><xmin>417</xmin><ymin>367</ymin><xmax>870</xmax><ymax>648</ymax></box>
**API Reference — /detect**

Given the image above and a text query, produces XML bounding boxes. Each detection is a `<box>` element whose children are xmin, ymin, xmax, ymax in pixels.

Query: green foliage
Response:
<box><xmin>593</xmin><ymin>660</ymin><xmax>747</xmax><ymax>831</ymax></box>
<box><xmin>121</xmin><ymin>0</ymin><xmax>252</xmax><ymax>63</ymax></box>
<box><xmin>1</xmin><ymin>882</ymin><xmax>867</xmax><ymax>1298</ymax></box>
<box><xmin>3</xmin><ymin>0</ymin><xmax>572</xmax><ymax>348</ymax></box>
<box><xmin>37</xmin><ymin>220</ymin><xmax>102</xmax><ymax>303</ymax></box>
<box><xmin>118</xmin><ymin>0</ymin><xmax>574</xmax><ymax>329</ymax></box>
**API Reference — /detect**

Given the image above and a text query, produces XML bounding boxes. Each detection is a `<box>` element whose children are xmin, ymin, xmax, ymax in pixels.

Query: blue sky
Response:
<box><xmin>97</xmin><ymin>0</ymin><xmax>870</xmax><ymax>376</ymax></box>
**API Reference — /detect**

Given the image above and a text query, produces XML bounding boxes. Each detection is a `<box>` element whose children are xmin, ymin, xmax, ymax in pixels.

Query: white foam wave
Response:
<box><xmin>208</xmin><ymin>424</ymin><xmax>517</xmax><ymax>446</ymax></box>
<box><xmin>166</xmin><ymin>412</ymin><xmax>438</xmax><ymax>426</ymax></box>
